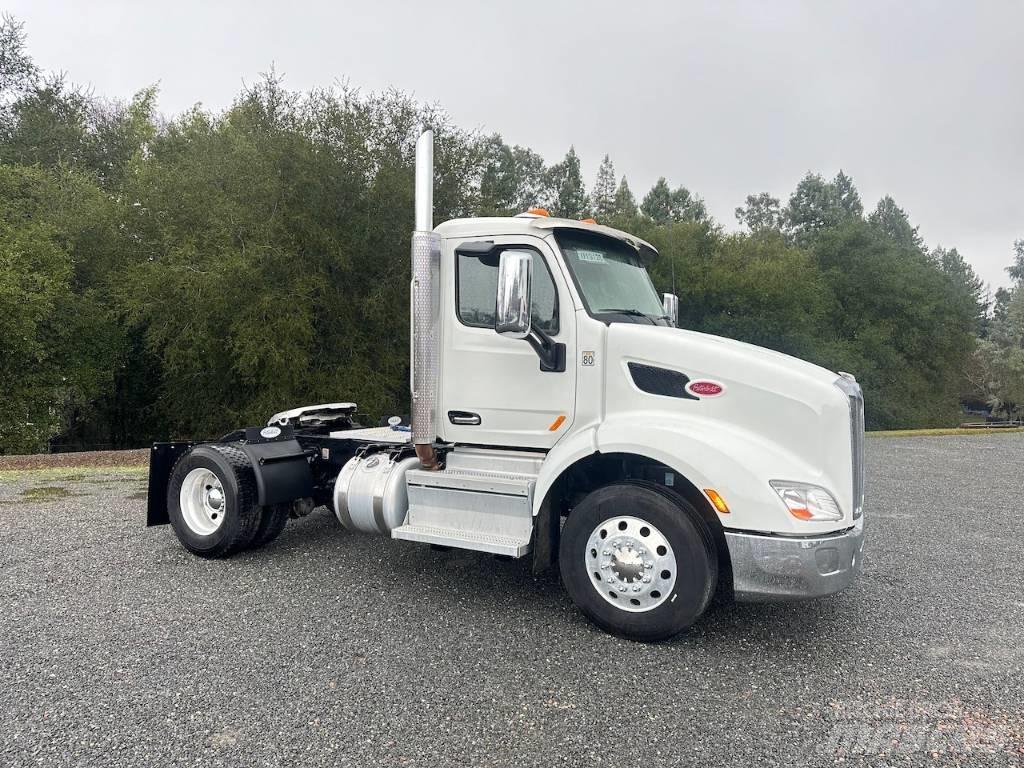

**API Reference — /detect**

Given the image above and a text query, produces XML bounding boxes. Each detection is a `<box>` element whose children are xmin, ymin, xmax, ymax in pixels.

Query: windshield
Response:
<box><xmin>556</xmin><ymin>231</ymin><xmax>669</xmax><ymax>324</ymax></box>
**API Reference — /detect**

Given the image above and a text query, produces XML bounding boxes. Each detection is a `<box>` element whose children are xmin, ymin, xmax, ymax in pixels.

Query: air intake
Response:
<box><xmin>627</xmin><ymin>363</ymin><xmax>698</xmax><ymax>400</ymax></box>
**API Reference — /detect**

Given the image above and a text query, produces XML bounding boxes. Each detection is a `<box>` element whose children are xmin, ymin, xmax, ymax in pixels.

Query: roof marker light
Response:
<box><xmin>527</xmin><ymin>207</ymin><xmax>550</xmax><ymax>217</ymax></box>
<box><xmin>580</xmin><ymin>218</ymin><xmax>597</xmax><ymax>224</ymax></box>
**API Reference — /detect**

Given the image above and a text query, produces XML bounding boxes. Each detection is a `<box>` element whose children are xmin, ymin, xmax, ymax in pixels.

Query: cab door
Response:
<box><xmin>439</xmin><ymin>234</ymin><xmax>577</xmax><ymax>449</ymax></box>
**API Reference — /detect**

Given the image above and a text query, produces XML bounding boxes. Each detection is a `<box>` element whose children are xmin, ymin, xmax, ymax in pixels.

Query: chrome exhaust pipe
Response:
<box><xmin>414</xmin><ymin>130</ymin><xmax>434</xmax><ymax>231</ymax></box>
<box><xmin>411</xmin><ymin>129</ymin><xmax>440</xmax><ymax>469</ymax></box>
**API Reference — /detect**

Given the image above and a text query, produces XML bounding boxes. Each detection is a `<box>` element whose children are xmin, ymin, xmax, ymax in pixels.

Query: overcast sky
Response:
<box><xmin>10</xmin><ymin>0</ymin><xmax>1023</xmax><ymax>289</ymax></box>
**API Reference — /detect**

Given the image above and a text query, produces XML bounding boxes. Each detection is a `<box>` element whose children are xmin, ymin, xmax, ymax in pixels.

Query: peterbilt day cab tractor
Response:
<box><xmin>147</xmin><ymin>130</ymin><xmax>865</xmax><ymax>642</ymax></box>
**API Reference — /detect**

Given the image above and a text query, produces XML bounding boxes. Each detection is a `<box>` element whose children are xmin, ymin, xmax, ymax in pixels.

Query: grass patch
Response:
<box><xmin>0</xmin><ymin>465</ymin><xmax>147</xmax><ymax>483</ymax></box>
<box><xmin>19</xmin><ymin>485</ymin><xmax>75</xmax><ymax>501</ymax></box>
<box><xmin>868</xmin><ymin>427</ymin><xmax>1024</xmax><ymax>438</ymax></box>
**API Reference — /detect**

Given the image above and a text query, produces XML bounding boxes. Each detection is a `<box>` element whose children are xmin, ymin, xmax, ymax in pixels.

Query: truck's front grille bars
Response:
<box><xmin>837</xmin><ymin>374</ymin><xmax>865</xmax><ymax>520</ymax></box>
<box><xmin>850</xmin><ymin>389</ymin><xmax>865</xmax><ymax>519</ymax></box>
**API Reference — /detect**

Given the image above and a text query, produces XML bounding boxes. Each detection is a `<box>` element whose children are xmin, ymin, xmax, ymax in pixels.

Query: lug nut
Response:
<box><xmin>602</xmin><ymin>550</ymin><xmax>611</xmax><ymax>556</ymax></box>
<box><xmin>645</xmin><ymin>562</ymin><xmax>653</xmax><ymax>569</ymax></box>
<box><xmin>642</xmin><ymin>576</ymin><xmax>651</xmax><ymax>584</ymax></box>
<box><xmin>618</xmin><ymin>585</ymin><xmax>627</xmax><ymax>593</ymax></box>
<box><xmin>606</xmin><ymin>578</ymin><xmax>615</xmax><ymax>584</ymax></box>
<box><xmin>600</xmin><ymin>563</ymin><xmax>609</xmax><ymax>570</ymax></box>
<box><xmin>632</xmin><ymin>586</ymin><xmax>642</xmax><ymax>593</ymax></box>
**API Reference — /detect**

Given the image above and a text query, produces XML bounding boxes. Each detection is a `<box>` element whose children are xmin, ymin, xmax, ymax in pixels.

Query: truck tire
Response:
<box><xmin>559</xmin><ymin>481</ymin><xmax>717</xmax><ymax>642</ymax></box>
<box><xmin>167</xmin><ymin>444</ymin><xmax>262</xmax><ymax>558</ymax></box>
<box><xmin>249</xmin><ymin>503</ymin><xmax>289</xmax><ymax>549</ymax></box>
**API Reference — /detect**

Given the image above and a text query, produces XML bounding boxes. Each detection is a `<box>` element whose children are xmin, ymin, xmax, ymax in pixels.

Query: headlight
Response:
<box><xmin>770</xmin><ymin>481</ymin><xmax>843</xmax><ymax>522</ymax></box>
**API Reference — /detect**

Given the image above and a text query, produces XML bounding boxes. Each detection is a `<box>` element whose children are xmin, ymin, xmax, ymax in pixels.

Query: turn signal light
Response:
<box><xmin>527</xmin><ymin>207</ymin><xmax>550</xmax><ymax>217</ymax></box>
<box><xmin>704</xmin><ymin>488</ymin><xmax>730</xmax><ymax>514</ymax></box>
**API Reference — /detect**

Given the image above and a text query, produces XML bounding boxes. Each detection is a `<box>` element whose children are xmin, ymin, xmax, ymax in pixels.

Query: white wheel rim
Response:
<box><xmin>179</xmin><ymin>468</ymin><xmax>227</xmax><ymax>536</ymax></box>
<box><xmin>584</xmin><ymin>515</ymin><xmax>677</xmax><ymax>612</ymax></box>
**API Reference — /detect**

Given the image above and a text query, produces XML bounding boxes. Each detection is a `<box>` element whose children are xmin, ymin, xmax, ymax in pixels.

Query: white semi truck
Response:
<box><xmin>147</xmin><ymin>130</ymin><xmax>865</xmax><ymax>641</ymax></box>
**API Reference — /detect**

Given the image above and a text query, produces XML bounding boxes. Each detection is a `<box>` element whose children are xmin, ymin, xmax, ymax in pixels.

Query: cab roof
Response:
<box><xmin>434</xmin><ymin>216</ymin><xmax>659</xmax><ymax>258</ymax></box>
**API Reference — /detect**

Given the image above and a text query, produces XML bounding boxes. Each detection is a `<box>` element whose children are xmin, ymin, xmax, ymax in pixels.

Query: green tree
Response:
<box><xmin>641</xmin><ymin>177</ymin><xmax>708</xmax><ymax>224</ymax></box>
<box><xmin>476</xmin><ymin>137</ymin><xmax>547</xmax><ymax>215</ymax></box>
<box><xmin>591</xmin><ymin>154</ymin><xmax>617</xmax><ymax>220</ymax></box>
<box><xmin>833</xmin><ymin>170</ymin><xmax>863</xmax><ymax>218</ymax></box>
<box><xmin>612</xmin><ymin>176</ymin><xmax>637</xmax><ymax>219</ymax></box>
<box><xmin>0</xmin><ymin>165</ymin><xmax>121</xmax><ymax>452</ymax></box>
<box><xmin>0</xmin><ymin>13</ymin><xmax>37</xmax><ymax>103</ymax></box>
<box><xmin>735</xmin><ymin>192</ymin><xmax>783</xmax><ymax>232</ymax></box>
<box><xmin>1005</xmin><ymin>238</ymin><xmax>1024</xmax><ymax>284</ymax></box>
<box><xmin>544</xmin><ymin>146</ymin><xmax>588</xmax><ymax>218</ymax></box>
<box><xmin>653</xmin><ymin>227</ymin><xmax>830</xmax><ymax>359</ymax></box>
<box><xmin>933</xmin><ymin>246</ymin><xmax>987</xmax><ymax>334</ymax></box>
<box><xmin>811</xmin><ymin>221</ymin><xmax>975</xmax><ymax>428</ymax></box>
<box><xmin>868</xmin><ymin>195</ymin><xmax>923</xmax><ymax>251</ymax></box>
<box><xmin>784</xmin><ymin>171</ymin><xmax>862</xmax><ymax>244</ymax></box>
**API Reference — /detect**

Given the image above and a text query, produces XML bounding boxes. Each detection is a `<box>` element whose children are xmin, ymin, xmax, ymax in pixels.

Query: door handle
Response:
<box><xmin>448</xmin><ymin>411</ymin><xmax>481</xmax><ymax>426</ymax></box>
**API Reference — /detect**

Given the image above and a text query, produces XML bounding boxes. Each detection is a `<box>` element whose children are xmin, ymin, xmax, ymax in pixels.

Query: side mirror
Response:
<box><xmin>495</xmin><ymin>250</ymin><xmax>533</xmax><ymax>339</ymax></box>
<box><xmin>662</xmin><ymin>293</ymin><xmax>679</xmax><ymax>327</ymax></box>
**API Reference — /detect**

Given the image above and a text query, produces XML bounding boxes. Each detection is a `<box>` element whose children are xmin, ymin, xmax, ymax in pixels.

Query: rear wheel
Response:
<box><xmin>167</xmin><ymin>444</ymin><xmax>262</xmax><ymax>558</ymax></box>
<box><xmin>250</xmin><ymin>503</ymin><xmax>290</xmax><ymax>549</ymax></box>
<box><xmin>559</xmin><ymin>481</ymin><xmax>717</xmax><ymax>642</ymax></box>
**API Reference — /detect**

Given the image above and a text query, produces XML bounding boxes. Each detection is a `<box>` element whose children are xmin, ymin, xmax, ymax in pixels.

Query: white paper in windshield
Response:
<box><xmin>575</xmin><ymin>249</ymin><xmax>606</xmax><ymax>264</ymax></box>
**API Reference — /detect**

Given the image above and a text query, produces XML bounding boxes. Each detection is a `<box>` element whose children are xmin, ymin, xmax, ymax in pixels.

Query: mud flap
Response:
<box><xmin>147</xmin><ymin>442</ymin><xmax>194</xmax><ymax>526</ymax></box>
<box><xmin>531</xmin><ymin>495</ymin><xmax>560</xmax><ymax>575</ymax></box>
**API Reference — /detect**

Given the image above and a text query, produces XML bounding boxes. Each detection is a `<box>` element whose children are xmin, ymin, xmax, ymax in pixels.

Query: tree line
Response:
<box><xmin>0</xmin><ymin>16</ymin><xmax>1017</xmax><ymax>453</ymax></box>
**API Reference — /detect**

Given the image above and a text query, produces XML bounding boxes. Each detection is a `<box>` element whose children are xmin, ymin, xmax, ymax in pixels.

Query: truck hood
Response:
<box><xmin>663</xmin><ymin>326</ymin><xmax>839</xmax><ymax>386</ymax></box>
<box><xmin>602</xmin><ymin>323</ymin><xmax>853</xmax><ymax>491</ymax></box>
<box><xmin>607</xmin><ymin>324</ymin><xmax>840</xmax><ymax>389</ymax></box>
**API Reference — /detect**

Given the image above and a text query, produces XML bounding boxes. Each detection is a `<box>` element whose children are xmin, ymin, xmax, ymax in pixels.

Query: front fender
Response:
<box><xmin>536</xmin><ymin>412</ymin><xmax>843</xmax><ymax>536</ymax></box>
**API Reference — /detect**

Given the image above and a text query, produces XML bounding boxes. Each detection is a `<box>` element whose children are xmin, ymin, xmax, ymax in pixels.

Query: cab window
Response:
<box><xmin>457</xmin><ymin>249</ymin><xmax>559</xmax><ymax>334</ymax></box>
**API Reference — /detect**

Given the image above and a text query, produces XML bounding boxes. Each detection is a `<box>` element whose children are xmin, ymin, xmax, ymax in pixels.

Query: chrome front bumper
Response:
<box><xmin>725</xmin><ymin>521</ymin><xmax>864</xmax><ymax>602</ymax></box>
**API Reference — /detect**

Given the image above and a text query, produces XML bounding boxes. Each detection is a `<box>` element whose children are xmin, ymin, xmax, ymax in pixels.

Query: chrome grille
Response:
<box><xmin>850</xmin><ymin>388</ymin><xmax>865</xmax><ymax>518</ymax></box>
<box><xmin>836</xmin><ymin>374</ymin><xmax>865</xmax><ymax>519</ymax></box>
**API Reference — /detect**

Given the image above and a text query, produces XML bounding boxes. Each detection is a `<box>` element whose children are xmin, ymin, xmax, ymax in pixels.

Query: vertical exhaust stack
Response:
<box><xmin>411</xmin><ymin>130</ymin><xmax>441</xmax><ymax>469</ymax></box>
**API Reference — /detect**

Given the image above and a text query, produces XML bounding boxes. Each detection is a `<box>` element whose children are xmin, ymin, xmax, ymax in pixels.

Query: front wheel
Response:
<box><xmin>559</xmin><ymin>481</ymin><xmax>717</xmax><ymax>642</ymax></box>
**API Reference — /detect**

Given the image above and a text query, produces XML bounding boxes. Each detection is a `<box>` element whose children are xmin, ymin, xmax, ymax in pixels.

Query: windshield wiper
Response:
<box><xmin>598</xmin><ymin>308</ymin><xmax>658</xmax><ymax>324</ymax></box>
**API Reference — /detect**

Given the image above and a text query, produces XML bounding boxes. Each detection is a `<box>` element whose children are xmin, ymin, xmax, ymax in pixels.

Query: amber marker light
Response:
<box><xmin>527</xmin><ymin>207</ymin><xmax>550</xmax><ymax>217</ymax></box>
<box><xmin>704</xmin><ymin>489</ymin><xmax>730</xmax><ymax>514</ymax></box>
<box><xmin>548</xmin><ymin>415</ymin><xmax>566</xmax><ymax>431</ymax></box>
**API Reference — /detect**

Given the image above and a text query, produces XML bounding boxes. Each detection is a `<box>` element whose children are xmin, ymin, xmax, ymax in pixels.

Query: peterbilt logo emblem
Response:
<box><xmin>685</xmin><ymin>380</ymin><xmax>725</xmax><ymax>397</ymax></box>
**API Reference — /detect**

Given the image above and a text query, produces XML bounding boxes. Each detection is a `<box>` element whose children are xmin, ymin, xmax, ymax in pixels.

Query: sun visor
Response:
<box><xmin>530</xmin><ymin>218</ymin><xmax>659</xmax><ymax>260</ymax></box>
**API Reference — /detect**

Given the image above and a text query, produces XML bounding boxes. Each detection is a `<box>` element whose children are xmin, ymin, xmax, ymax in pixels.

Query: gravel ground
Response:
<box><xmin>1</xmin><ymin>436</ymin><xmax>1022</xmax><ymax>767</ymax></box>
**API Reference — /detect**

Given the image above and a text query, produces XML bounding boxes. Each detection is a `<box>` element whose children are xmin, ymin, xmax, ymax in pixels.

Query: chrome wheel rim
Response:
<box><xmin>179</xmin><ymin>468</ymin><xmax>226</xmax><ymax>536</ymax></box>
<box><xmin>585</xmin><ymin>515</ymin><xmax>677</xmax><ymax>612</ymax></box>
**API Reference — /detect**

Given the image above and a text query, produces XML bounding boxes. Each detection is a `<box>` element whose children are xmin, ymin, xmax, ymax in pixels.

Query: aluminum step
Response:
<box><xmin>396</xmin><ymin>456</ymin><xmax>539</xmax><ymax>557</ymax></box>
<box><xmin>391</xmin><ymin>523</ymin><xmax>530</xmax><ymax>557</ymax></box>
<box><xmin>405</xmin><ymin>467</ymin><xmax>534</xmax><ymax>497</ymax></box>
<box><xmin>444</xmin><ymin>446</ymin><xmax>545</xmax><ymax>476</ymax></box>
